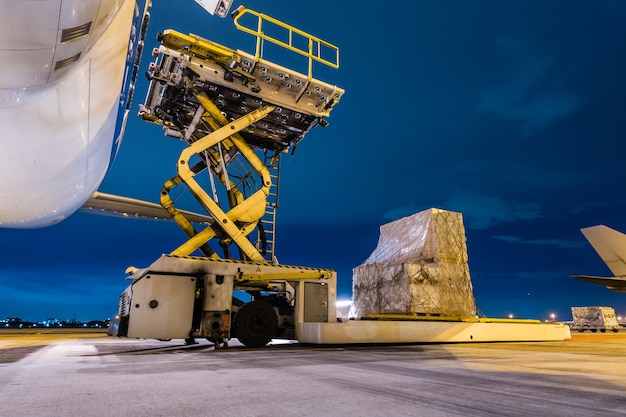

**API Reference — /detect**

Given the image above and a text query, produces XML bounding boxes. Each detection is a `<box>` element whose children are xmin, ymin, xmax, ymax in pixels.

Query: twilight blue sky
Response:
<box><xmin>2</xmin><ymin>0</ymin><xmax>626</xmax><ymax>322</ymax></box>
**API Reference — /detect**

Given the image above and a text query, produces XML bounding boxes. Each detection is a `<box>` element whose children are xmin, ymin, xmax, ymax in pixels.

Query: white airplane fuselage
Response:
<box><xmin>0</xmin><ymin>0</ymin><xmax>147</xmax><ymax>228</ymax></box>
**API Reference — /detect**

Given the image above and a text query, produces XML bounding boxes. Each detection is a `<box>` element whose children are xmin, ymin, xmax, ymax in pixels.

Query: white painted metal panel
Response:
<box><xmin>127</xmin><ymin>274</ymin><xmax>197</xmax><ymax>340</ymax></box>
<box><xmin>299</xmin><ymin>321</ymin><xmax>572</xmax><ymax>344</ymax></box>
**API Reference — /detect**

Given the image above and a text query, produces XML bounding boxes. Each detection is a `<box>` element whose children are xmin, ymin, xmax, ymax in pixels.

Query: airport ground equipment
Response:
<box><xmin>110</xmin><ymin>7</ymin><xmax>344</xmax><ymax>347</ymax></box>
<box><xmin>571</xmin><ymin>306</ymin><xmax>620</xmax><ymax>332</ymax></box>
<box><xmin>109</xmin><ymin>8</ymin><xmax>571</xmax><ymax>346</ymax></box>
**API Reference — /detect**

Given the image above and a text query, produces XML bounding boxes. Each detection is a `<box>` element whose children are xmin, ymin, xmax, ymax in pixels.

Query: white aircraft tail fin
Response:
<box><xmin>581</xmin><ymin>225</ymin><xmax>626</xmax><ymax>276</ymax></box>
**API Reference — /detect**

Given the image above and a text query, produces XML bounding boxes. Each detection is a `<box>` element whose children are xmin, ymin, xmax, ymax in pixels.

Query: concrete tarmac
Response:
<box><xmin>1</xmin><ymin>329</ymin><xmax>626</xmax><ymax>417</ymax></box>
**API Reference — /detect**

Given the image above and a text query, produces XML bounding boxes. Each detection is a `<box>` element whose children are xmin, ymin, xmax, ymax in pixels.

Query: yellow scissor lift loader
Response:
<box><xmin>111</xmin><ymin>8</ymin><xmax>570</xmax><ymax>347</ymax></box>
<box><xmin>111</xmin><ymin>8</ymin><xmax>344</xmax><ymax>347</ymax></box>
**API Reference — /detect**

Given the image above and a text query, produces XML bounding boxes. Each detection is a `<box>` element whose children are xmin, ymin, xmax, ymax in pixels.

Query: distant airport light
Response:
<box><xmin>550</xmin><ymin>313</ymin><xmax>556</xmax><ymax>321</ymax></box>
<box><xmin>508</xmin><ymin>314</ymin><xmax>514</xmax><ymax>319</ymax></box>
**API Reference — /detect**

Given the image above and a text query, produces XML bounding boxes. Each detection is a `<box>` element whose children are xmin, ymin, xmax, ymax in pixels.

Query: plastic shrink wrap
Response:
<box><xmin>351</xmin><ymin>208</ymin><xmax>476</xmax><ymax>318</ymax></box>
<box><xmin>571</xmin><ymin>306</ymin><xmax>620</xmax><ymax>331</ymax></box>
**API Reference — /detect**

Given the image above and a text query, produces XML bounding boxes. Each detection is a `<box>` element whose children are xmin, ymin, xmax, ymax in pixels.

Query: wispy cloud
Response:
<box><xmin>382</xmin><ymin>202</ymin><xmax>424</xmax><ymax>222</ymax></box>
<box><xmin>383</xmin><ymin>191</ymin><xmax>542</xmax><ymax>230</ymax></box>
<box><xmin>493</xmin><ymin>234</ymin><xmax>586</xmax><ymax>249</ymax></box>
<box><xmin>476</xmin><ymin>269</ymin><xmax>572</xmax><ymax>283</ymax></box>
<box><xmin>451</xmin><ymin>160</ymin><xmax>594</xmax><ymax>188</ymax></box>
<box><xmin>444</xmin><ymin>190</ymin><xmax>541</xmax><ymax>230</ymax></box>
<box><xmin>571</xmin><ymin>198</ymin><xmax>626</xmax><ymax>216</ymax></box>
<box><xmin>478</xmin><ymin>36</ymin><xmax>584</xmax><ymax>137</ymax></box>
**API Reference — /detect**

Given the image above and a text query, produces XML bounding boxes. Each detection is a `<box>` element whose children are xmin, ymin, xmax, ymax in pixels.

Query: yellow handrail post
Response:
<box><xmin>255</xmin><ymin>10</ymin><xmax>262</xmax><ymax>64</ymax></box>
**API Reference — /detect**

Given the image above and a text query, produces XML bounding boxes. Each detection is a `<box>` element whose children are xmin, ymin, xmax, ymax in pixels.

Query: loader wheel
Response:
<box><xmin>234</xmin><ymin>301</ymin><xmax>277</xmax><ymax>348</ymax></box>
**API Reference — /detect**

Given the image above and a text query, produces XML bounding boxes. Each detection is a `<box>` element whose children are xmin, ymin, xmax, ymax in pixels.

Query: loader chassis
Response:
<box><xmin>114</xmin><ymin>255</ymin><xmax>336</xmax><ymax>347</ymax></box>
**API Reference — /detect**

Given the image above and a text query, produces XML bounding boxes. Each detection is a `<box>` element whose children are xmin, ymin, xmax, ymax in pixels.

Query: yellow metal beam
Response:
<box><xmin>160</xmin><ymin>176</ymin><xmax>219</xmax><ymax>259</ymax></box>
<box><xmin>236</xmin><ymin>270</ymin><xmax>332</xmax><ymax>283</ymax></box>
<box><xmin>233</xmin><ymin>269</ymin><xmax>332</xmax><ymax>291</ymax></box>
<box><xmin>166</xmin><ymin>100</ymin><xmax>276</xmax><ymax>261</ymax></box>
<box><xmin>159</xmin><ymin>30</ymin><xmax>235</xmax><ymax>66</ymax></box>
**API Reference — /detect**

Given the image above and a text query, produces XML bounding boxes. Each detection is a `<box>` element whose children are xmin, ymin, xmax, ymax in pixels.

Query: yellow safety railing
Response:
<box><xmin>232</xmin><ymin>6</ymin><xmax>339</xmax><ymax>80</ymax></box>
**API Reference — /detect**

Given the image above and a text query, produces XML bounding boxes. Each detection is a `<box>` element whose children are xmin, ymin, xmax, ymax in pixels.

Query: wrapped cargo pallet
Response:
<box><xmin>571</xmin><ymin>306</ymin><xmax>620</xmax><ymax>332</ymax></box>
<box><xmin>351</xmin><ymin>208</ymin><xmax>477</xmax><ymax>318</ymax></box>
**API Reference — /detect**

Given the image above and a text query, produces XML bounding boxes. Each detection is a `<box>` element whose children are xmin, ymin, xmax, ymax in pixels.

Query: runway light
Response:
<box><xmin>508</xmin><ymin>314</ymin><xmax>514</xmax><ymax>319</ymax></box>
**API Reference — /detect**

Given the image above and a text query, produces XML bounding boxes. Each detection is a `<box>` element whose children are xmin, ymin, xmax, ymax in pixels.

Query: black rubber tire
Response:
<box><xmin>234</xmin><ymin>301</ymin><xmax>278</xmax><ymax>348</ymax></box>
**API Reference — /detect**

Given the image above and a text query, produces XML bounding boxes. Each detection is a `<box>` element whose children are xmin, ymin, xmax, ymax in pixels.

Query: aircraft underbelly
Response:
<box><xmin>0</xmin><ymin>0</ymin><xmax>136</xmax><ymax>228</ymax></box>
